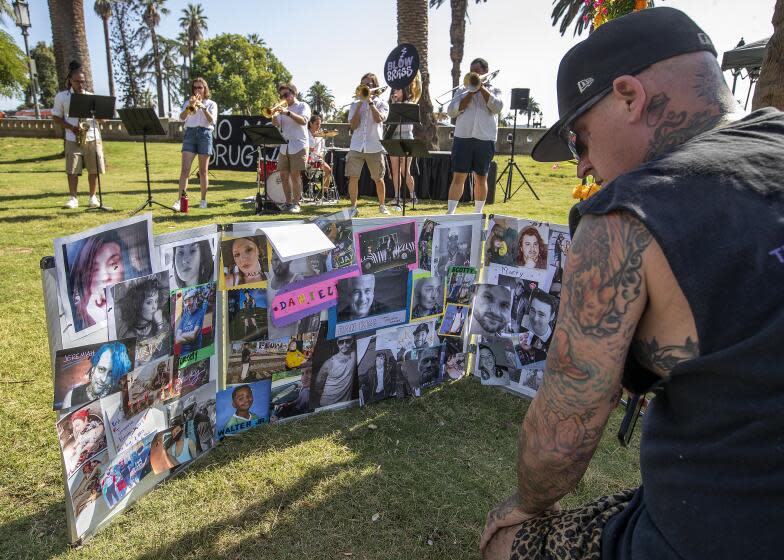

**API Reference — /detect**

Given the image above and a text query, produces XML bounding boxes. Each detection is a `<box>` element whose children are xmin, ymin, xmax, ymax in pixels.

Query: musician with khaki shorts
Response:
<box><xmin>52</xmin><ymin>63</ymin><xmax>106</xmax><ymax>209</ymax></box>
<box><xmin>347</xmin><ymin>72</ymin><xmax>390</xmax><ymax>215</ymax></box>
<box><xmin>272</xmin><ymin>83</ymin><xmax>311</xmax><ymax>213</ymax></box>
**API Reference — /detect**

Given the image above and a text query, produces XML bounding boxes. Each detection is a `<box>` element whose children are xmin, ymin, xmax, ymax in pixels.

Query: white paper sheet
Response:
<box><xmin>258</xmin><ymin>223</ymin><xmax>334</xmax><ymax>262</ymax></box>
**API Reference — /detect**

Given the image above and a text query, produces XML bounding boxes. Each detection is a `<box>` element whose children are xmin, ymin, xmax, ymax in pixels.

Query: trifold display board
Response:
<box><xmin>42</xmin><ymin>211</ymin><xmax>570</xmax><ymax>545</ymax></box>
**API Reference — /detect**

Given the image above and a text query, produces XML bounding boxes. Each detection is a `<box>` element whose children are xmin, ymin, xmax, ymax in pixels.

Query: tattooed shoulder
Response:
<box><xmin>632</xmin><ymin>335</ymin><xmax>699</xmax><ymax>376</ymax></box>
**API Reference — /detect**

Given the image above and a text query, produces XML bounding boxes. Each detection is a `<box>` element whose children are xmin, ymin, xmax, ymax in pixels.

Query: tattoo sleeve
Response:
<box><xmin>516</xmin><ymin>213</ymin><xmax>652</xmax><ymax>514</ymax></box>
<box><xmin>632</xmin><ymin>336</ymin><xmax>698</xmax><ymax>374</ymax></box>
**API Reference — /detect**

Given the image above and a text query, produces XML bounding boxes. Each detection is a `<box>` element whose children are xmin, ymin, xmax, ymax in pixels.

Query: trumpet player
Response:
<box><xmin>174</xmin><ymin>77</ymin><xmax>218</xmax><ymax>211</ymax></box>
<box><xmin>52</xmin><ymin>62</ymin><xmax>105</xmax><ymax>209</ymax></box>
<box><xmin>347</xmin><ymin>73</ymin><xmax>390</xmax><ymax>215</ymax></box>
<box><xmin>446</xmin><ymin>58</ymin><xmax>503</xmax><ymax>215</ymax></box>
<box><xmin>271</xmin><ymin>83</ymin><xmax>311</xmax><ymax>213</ymax></box>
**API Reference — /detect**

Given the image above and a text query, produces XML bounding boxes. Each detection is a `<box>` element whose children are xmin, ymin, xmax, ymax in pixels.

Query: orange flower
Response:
<box><xmin>634</xmin><ymin>0</ymin><xmax>647</xmax><ymax>10</ymax></box>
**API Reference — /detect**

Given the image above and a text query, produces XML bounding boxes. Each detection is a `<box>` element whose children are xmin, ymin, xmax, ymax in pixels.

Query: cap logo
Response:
<box><xmin>698</xmin><ymin>33</ymin><xmax>712</xmax><ymax>46</ymax></box>
<box><xmin>577</xmin><ymin>78</ymin><xmax>594</xmax><ymax>94</ymax></box>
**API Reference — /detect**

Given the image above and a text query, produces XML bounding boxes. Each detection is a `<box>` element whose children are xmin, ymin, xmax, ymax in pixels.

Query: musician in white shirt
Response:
<box><xmin>307</xmin><ymin>114</ymin><xmax>333</xmax><ymax>193</ymax></box>
<box><xmin>272</xmin><ymin>83</ymin><xmax>311</xmax><ymax>213</ymax></box>
<box><xmin>347</xmin><ymin>72</ymin><xmax>390</xmax><ymax>215</ymax></box>
<box><xmin>51</xmin><ymin>63</ymin><xmax>105</xmax><ymax>209</ymax></box>
<box><xmin>387</xmin><ymin>87</ymin><xmax>417</xmax><ymax>208</ymax></box>
<box><xmin>446</xmin><ymin>58</ymin><xmax>503</xmax><ymax>215</ymax></box>
<box><xmin>173</xmin><ymin>77</ymin><xmax>218</xmax><ymax>210</ymax></box>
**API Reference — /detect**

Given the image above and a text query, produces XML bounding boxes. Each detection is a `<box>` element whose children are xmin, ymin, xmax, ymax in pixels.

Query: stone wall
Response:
<box><xmin>0</xmin><ymin>118</ymin><xmax>547</xmax><ymax>155</ymax></box>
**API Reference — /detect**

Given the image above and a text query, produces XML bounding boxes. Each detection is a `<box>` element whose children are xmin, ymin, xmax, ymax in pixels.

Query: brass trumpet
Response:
<box><xmin>76</xmin><ymin>120</ymin><xmax>90</xmax><ymax>146</ymax></box>
<box><xmin>355</xmin><ymin>84</ymin><xmax>388</xmax><ymax>101</ymax></box>
<box><xmin>262</xmin><ymin>100</ymin><xmax>288</xmax><ymax>118</ymax></box>
<box><xmin>185</xmin><ymin>94</ymin><xmax>202</xmax><ymax>114</ymax></box>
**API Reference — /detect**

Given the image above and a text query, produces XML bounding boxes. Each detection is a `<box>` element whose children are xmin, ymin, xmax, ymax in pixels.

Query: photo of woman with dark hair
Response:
<box><xmin>173</xmin><ymin>239</ymin><xmax>214</xmax><ymax>288</ymax></box>
<box><xmin>516</xmin><ymin>226</ymin><xmax>548</xmax><ymax>269</ymax></box>
<box><xmin>116</xmin><ymin>273</ymin><xmax>172</xmax><ymax>364</ymax></box>
<box><xmin>222</xmin><ymin>236</ymin><xmax>267</xmax><ymax>288</ymax></box>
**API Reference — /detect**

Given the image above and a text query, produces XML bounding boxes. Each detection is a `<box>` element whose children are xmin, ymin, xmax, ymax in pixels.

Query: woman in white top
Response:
<box><xmin>307</xmin><ymin>114</ymin><xmax>333</xmax><ymax>193</ymax></box>
<box><xmin>174</xmin><ymin>77</ymin><xmax>218</xmax><ymax>210</ymax></box>
<box><xmin>387</xmin><ymin>87</ymin><xmax>417</xmax><ymax>207</ymax></box>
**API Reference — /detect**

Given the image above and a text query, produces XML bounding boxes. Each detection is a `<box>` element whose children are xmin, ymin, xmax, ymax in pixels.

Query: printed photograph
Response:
<box><xmin>159</xmin><ymin>234</ymin><xmax>218</xmax><ymax>291</ymax></box>
<box><xmin>265</xmin><ymin>253</ymin><xmax>323</xmax><ymax>341</ymax></box>
<box><xmin>497</xmin><ymin>275</ymin><xmax>539</xmax><ymax>334</ymax></box>
<box><xmin>226</xmin><ymin>334</ymin><xmax>316</xmax><ymax>385</ymax></box>
<box><xmin>469</xmin><ymin>284</ymin><xmax>514</xmax><ymax>337</ymax></box>
<box><xmin>357</xmin><ymin>336</ymin><xmax>399</xmax><ymax>406</ymax></box>
<box><xmin>444</xmin><ymin>339</ymin><xmax>467</xmax><ymax>381</ymax></box>
<box><xmin>67</xmin><ymin>449</ymin><xmax>109</xmax><ymax>539</ymax></box>
<box><xmin>410</xmin><ymin>273</ymin><xmax>444</xmax><ymax>320</ymax></box>
<box><xmin>172</xmin><ymin>282</ymin><xmax>216</xmax><ymax>367</ymax></box>
<box><xmin>108</xmin><ymin>271</ymin><xmax>172</xmax><ymax>366</ymax></box>
<box><xmin>176</xmin><ymin>357</ymin><xmax>211</xmax><ymax>397</ymax></box>
<box><xmin>227</xmin><ymin>288</ymin><xmax>268</xmax><ymax>342</ymax></box>
<box><xmin>485</xmin><ymin>217</ymin><xmax>519</xmax><ymax>266</ymax></box>
<box><xmin>54</xmin><ymin>339</ymin><xmax>135</xmax><ymax>411</ymax></box>
<box><xmin>417</xmin><ymin>219</ymin><xmax>439</xmax><ymax>272</ymax></box>
<box><xmin>216</xmin><ymin>380</ymin><xmax>271</xmax><ymax>440</ymax></box>
<box><xmin>398</xmin><ymin>344</ymin><xmax>444</xmax><ymax>397</ymax></box>
<box><xmin>356</xmin><ymin>220</ymin><xmax>418</xmax><ymax>274</ymax></box>
<box><xmin>57</xmin><ymin>400</ymin><xmax>108</xmax><ymax>479</ymax></box>
<box><xmin>476</xmin><ymin>337</ymin><xmax>512</xmax><ymax>386</ymax></box>
<box><xmin>548</xmin><ymin>225</ymin><xmax>572</xmax><ymax>295</ymax></box>
<box><xmin>55</xmin><ymin>215</ymin><xmax>155</xmax><ymax>338</ymax></box>
<box><xmin>106</xmin><ymin>403</ymin><xmax>167</xmax><ymax>457</ymax></box>
<box><xmin>100</xmin><ymin>431</ymin><xmax>155</xmax><ymax>509</ymax></box>
<box><xmin>332</xmin><ymin>267</ymin><xmax>409</xmax><ymax>337</ymax></box>
<box><xmin>121</xmin><ymin>356</ymin><xmax>176</xmax><ymax>418</ymax></box>
<box><xmin>163</xmin><ymin>381</ymin><xmax>217</xmax><ymax>466</ymax></box>
<box><xmin>438</xmin><ymin>304</ymin><xmax>469</xmax><ymax>337</ymax></box>
<box><xmin>519</xmin><ymin>288</ymin><xmax>559</xmax><ymax>360</ymax></box>
<box><xmin>516</xmin><ymin>221</ymin><xmax>550</xmax><ymax>270</ymax></box>
<box><xmin>270</xmin><ymin>366</ymin><xmax>312</xmax><ymax>421</ymax></box>
<box><xmin>310</xmin><ymin>327</ymin><xmax>357</xmax><ymax>409</ymax></box>
<box><xmin>310</xmin><ymin>209</ymin><xmax>356</xmax><ymax>270</ymax></box>
<box><xmin>376</xmin><ymin>320</ymin><xmax>437</xmax><ymax>362</ymax></box>
<box><xmin>221</xmin><ymin>235</ymin><xmax>268</xmax><ymax>290</ymax></box>
<box><xmin>515</xmin><ymin>368</ymin><xmax>545</xmax><ymax>398</ymax></box>
<box><xmin>432</xmin><ymin>223</ymin><xmax>472</xmax><ymax>278</ymax></box>
<box><xmin>445</xmin><ymin>266</ymin><xmax>476</xmax><ymax>305</ymax></box>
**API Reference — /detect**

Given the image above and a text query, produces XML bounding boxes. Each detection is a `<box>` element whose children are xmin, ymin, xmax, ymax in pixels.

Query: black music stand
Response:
<box><xmin>119</xmin><ymin>108</ymin><xmax>175</xmax><ymax>215</ymax></box>
<box><xmin>497</xmin><ymin>107</ymin><xmax>539</xmax><ymax>202</ymax></box>
<box><xmin>383</xmin><ymin>102</ymin><xmax>425</xmax><ymax>216</ymax></box>
<box><xmin>242</xmin><ymin>125</ymin><xmax>286</xmax><ymax>215</ymax></box>
<box><xmin>69</xmin><ymin>93</ymin><xmax>116</xmax><ymax>211</ymax></box>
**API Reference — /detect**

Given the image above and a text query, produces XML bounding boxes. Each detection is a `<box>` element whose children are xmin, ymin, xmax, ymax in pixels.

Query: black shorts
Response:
<box><xmin>451</xmin><ymin>137</ymin><xmax>495</xmax><ymax>176</ymax></box>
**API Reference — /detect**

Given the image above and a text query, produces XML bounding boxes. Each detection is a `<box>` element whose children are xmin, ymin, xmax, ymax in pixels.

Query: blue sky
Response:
<box><xmin>1</xmin><ymin>0</ymin><xmax>775</xmax><ymax>124</ymax></box>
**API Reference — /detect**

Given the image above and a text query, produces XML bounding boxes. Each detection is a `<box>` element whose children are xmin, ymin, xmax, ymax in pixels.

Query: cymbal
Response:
<box><xmin>321</xmin><ymin>130</ymin><xmax>339</xmax><ymax>138</ymax></box>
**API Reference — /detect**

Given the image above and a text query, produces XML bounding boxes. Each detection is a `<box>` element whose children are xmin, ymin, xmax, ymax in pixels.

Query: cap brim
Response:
<box><xmin>531</xmin><ymin>120</ymin><xmax>573</xmax><ymax>163</ymax></box>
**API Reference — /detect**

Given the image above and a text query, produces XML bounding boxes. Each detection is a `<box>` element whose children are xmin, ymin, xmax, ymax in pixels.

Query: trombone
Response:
<box><xmin>262</xmin><ymin>99</ymin><xmax>288</xmax><ymax>119</ymax></box>
<box><xmin>435</xmin><ymin>69</ymin><xmax>500</xmax><ymax>105</ymax></box>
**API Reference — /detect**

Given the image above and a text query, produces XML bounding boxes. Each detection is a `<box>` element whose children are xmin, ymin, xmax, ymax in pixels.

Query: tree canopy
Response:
<box><xmin>191</xmin><ymin>33</ymin><xmax>291</xmax><ymax>114</ymax></box>
<box><xmin>0</xmin><ymin>30</ymin><xmax>28</xmax><ymax>98</ymax></box>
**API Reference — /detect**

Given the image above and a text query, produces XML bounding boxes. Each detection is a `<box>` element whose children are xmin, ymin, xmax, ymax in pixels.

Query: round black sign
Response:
<box><xmin>384</xmin><ymin>43</ymin><xmax>420</xmax><ymax>89</ymax></box>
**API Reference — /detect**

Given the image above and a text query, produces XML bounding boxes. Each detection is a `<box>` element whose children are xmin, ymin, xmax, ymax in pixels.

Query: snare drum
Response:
<box><xmin>310</xmin><ymin>160</ymin><xmax>323</xmax><ymax>170</ymax></box>
<box><xmin>258</xmin><ymin>159</ymin><xmax>278</xmax><ymax>180</ymax></box>
<box><xmin>265</xmin><ymin>171</ymin><xmax>286</xmax><ymax>204</ymax></box>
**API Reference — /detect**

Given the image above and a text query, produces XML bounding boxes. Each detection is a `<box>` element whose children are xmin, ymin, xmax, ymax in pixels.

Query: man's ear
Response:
<box><xmin>612</xmin><ymin>75</ymin><xmax>647</xmax><ymax>124</ymax></box>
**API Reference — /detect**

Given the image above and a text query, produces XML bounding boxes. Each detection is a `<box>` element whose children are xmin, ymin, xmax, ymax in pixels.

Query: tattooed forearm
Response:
<box><xmin>632</xmin><ymin>336</ymin><xmax>698</xmax><ymax>375</ymax></box>
<box><xmin>564</xmin><ymin>213</ymin><xmax>652</xmax><ymax>337</ymax></box>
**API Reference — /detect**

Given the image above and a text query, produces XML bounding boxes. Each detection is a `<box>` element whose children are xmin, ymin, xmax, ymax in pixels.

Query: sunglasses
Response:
<box><xmin>279</xmin><ymin>91</ymin><xmax>292</xmax><ymax>98</ymax></box>
<box><xmin>559</xmin><ymin>87</ymin><xmax>612</xmax><ymax>162</ymax></box>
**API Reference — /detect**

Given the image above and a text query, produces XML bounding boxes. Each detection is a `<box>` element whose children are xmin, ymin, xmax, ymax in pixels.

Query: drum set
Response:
<box><xmin>257</xmin><ymin>130</ymin><xmax>340</xmax><ymax>207</ymax></box>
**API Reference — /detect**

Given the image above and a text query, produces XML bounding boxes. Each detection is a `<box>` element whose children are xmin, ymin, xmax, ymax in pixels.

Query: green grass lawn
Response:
<box><xmin>0</xmin><ymin>138</ymin><xmax>639</xmax><ymax>559</ymax></box>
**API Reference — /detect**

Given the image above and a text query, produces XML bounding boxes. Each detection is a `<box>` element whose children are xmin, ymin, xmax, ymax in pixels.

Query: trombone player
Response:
<box><xmin>446</xmin><ymin>58</ymin><xmax>503</xmax><ymax>215</ymax></box>
<box><xmin>270</xmin><ymin>82</ymin><xmax>311</xmax><ymax>213</ymax></box>
<box><xmin>347</xmin><ymin>72</ymin><xmax>390</xmax><ymax>215</ymax></box>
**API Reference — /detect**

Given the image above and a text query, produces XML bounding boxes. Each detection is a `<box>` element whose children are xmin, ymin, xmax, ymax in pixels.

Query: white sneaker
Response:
<box><xmin>63</xmin><ymin>197</ymin><xmax>78</xmax><ymax>209</ymax></box>
<box><xmin>172</xmin><ymin>199</ymin><xmax>181</xmax><ymax>212</ymax></box>
<box><xmin>290</xmin><ymin>203</ymin><xmax>302</xmax><ymax>213</ymax></box>
<box><xmin>88</xmin><ymin>195</ymin><xmax>100</xmax><ymax>207</ymax></box>
<box><xmin>379</xmin><ymin>204</ymin><xmax>390</xmax><ymax>215</ymax></box>
<box><xmin>199</xmin><ymin>199</ymin><xmax>207</xmax><ymax>209</ymax></box>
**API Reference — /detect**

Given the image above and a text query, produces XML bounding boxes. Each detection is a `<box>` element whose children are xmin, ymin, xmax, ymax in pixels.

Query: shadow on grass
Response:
<box><xmin>0</xmin><ymin>500</ymin><xmax>71</xmax><ymax>559</ymax></box>
<box><xmin>0</xmin><ymin>152</ymin><xmax>64</xmax><ymax>165</ymax></box>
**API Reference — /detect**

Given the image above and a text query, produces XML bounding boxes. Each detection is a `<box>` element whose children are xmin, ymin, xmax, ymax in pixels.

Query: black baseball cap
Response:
<box><xmin>531</xmin><ymin>7</ymin><xmax>718</xmax><ymax>162</ymax></box>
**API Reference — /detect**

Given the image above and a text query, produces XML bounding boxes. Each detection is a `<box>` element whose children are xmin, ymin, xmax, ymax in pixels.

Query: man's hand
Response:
<box><xmin>479</xmin><ymin>492</ymin><xmax>547</xmax><ymax>554</ymax></box>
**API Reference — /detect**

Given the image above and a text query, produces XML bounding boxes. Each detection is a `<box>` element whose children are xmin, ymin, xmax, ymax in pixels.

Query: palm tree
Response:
<box><xmin>139</xmin><ymin>35</ymin><xmax>180</xmax><ymax>116</ymax></box>
<box><xmin>93</xmin><ymin>0</ymin><xmax>115</xmax><ymax>99</ymax></box>
<box><xmin>305</xmin><ymin>81</ymin><xmax>335</xmax><ymax>117</ymax></box>
<box><xmin>47</xmin><ymin>0</ymin><xmax>93</xmax><ymax>89</ymax></box>
<box><xmin>526</xmin><ymin>96</ymin><xmax>541</xmax><ymax>126</ymax></box>
<box><xmin>140</xmin><ymin>0</ymin><xmax>169</xmax><ymax>116</ymax></box>
<box><xmin>751</xmin><ymin>0</ymin><xmax>784</xmax><ymax>111</ymax></box>
<box><xmin>430</xmin><ymin>0</ymin><xmax>487</xmax><ymax>89</ymax></box>
<box><xmin>550</xmin><ymin>0</ymin><xmax>592</xmax><ymax>37</ymax></box>
<box><xmin>179</xmin><ymin>3</ymin><xmax>207</xmax><ymax>78</ymax></box>
<box><xmin>0</xmin><ymin>1</ymin><xmax>13</xmax><ymax>23</ymax></box>
<box><xmin>398</xmin><ymin>0</ymin><xmax>438</xmax><ymax>149</ymax></box>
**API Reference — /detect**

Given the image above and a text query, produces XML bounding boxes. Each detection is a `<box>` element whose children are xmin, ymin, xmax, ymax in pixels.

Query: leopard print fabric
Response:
<box><xmin>510</xmin><ymin>489</ymin><xmax>636</xmax><ymax>559</ymax></box>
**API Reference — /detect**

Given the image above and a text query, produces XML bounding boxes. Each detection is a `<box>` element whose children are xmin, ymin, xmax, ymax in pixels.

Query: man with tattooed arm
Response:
<box><xmin>480</xmin><ymin>8</ymin><xmax>784</xmax><ymax>560</ymax></box>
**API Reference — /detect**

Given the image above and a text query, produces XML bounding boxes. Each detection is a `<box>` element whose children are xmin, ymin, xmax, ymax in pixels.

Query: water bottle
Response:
<box><xmin>180</xmin><ymin>191</ymin><xmax>189</xmax><ymax>213</ymax></box>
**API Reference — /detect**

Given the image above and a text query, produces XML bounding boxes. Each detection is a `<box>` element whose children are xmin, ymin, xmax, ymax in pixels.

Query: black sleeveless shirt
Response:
<box><xmin>568</xmin><ymin>109</ymin><xmax>784</xmax><ymax>560</ymax></box>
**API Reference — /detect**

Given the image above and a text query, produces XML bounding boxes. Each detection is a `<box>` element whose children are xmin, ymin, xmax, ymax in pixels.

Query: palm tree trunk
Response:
<box><xmin>47</xmin><ymin>0</ymin><xmax>93</xmax><ymax>90</ymax></box>
<box><xmin>449</xmin><ymin>0</ymin><xmax>467</xmax><ymax>90</ymax></box>
<box><xmin>751</xmin><ymin>0</ymin><xmax>784</xmax><ymax>110</ymax></box>
<box><xmin>150</xmin><ymin>26</ymin><xmax>166</xmax><ymax>116</ymax></box>
<box><xmin>101</xmin><ymin>15</ymin><xmax>115</xmax><ymax>98</ymax></box>
<box><xmin>397</xmin><ymin>0</ymin><xmax>439</xmax><ymax>150</ymax></box>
